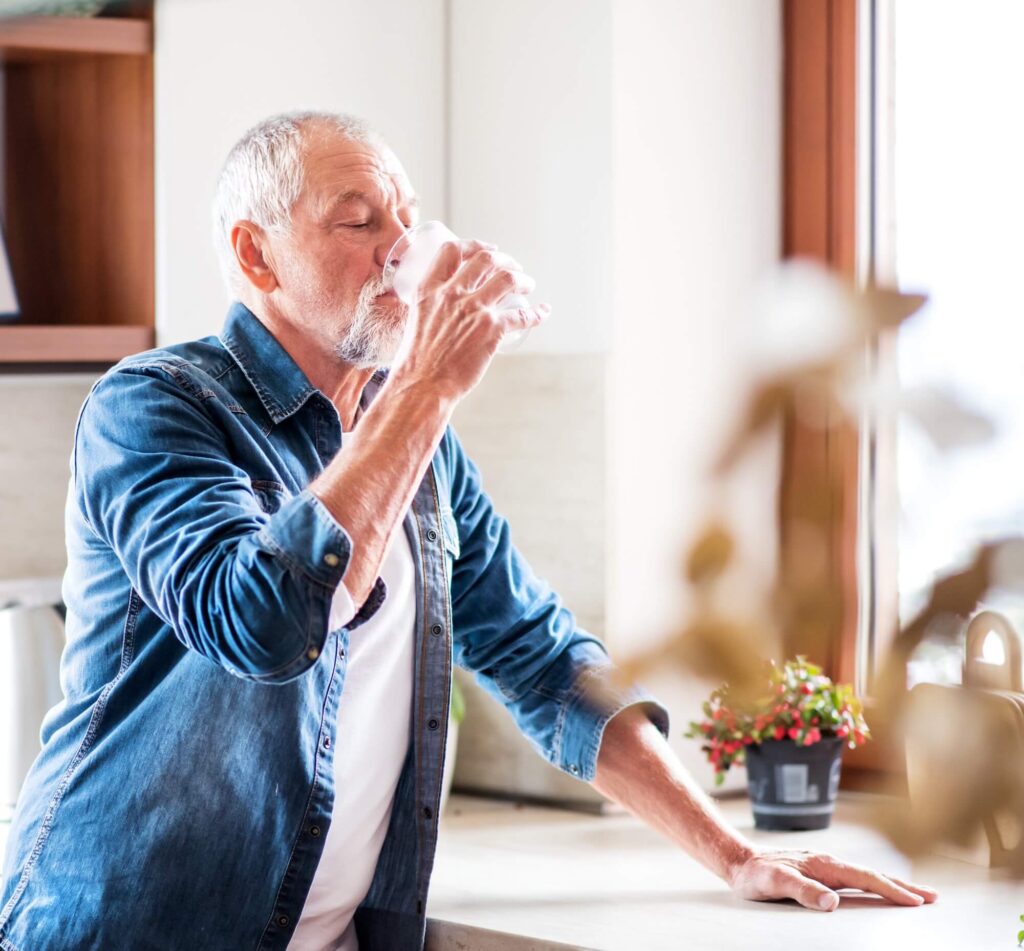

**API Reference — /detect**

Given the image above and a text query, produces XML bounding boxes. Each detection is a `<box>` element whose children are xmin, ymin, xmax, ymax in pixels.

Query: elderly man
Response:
<box><xmin>0</xmin><ymin>111</ymin><xmax>935</xmax><ymax>950</ymax></box>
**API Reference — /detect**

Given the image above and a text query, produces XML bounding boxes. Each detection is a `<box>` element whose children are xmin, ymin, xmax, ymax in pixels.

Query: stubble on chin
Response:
<box><xmin>333</xmin><ymin>278</ymin><xmax>407</xmax><ymax>370</ymax></box>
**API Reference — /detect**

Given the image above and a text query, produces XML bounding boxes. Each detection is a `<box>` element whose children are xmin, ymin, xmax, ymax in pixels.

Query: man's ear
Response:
<box><xmin>231</xmin><ymin>221</ymin><xmax>280</xmax><ymax>294</ymax></box>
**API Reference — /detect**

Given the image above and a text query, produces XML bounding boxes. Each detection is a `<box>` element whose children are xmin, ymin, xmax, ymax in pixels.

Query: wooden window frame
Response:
<box><xmin>782</xmin><ymin>0</ymin><xmax>902</xmax><ymax>784</ymax></box>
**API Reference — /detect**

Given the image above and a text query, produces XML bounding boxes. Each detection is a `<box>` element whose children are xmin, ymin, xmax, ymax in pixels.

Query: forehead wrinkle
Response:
<box><xmin>300</xmin><ymin>135</ymin><xmax>417</xmax><ymax>220</ymax></box>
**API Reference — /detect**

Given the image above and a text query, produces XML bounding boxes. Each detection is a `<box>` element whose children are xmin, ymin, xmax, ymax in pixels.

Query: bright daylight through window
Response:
<box><xmin>889</xmin><ymin>0</ymin><xmax>1024</xmax><ymax>685</ymax></box>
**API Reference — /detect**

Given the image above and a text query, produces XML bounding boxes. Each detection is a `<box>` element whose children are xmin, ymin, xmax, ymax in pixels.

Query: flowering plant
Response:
<box><xmin>685</xmin><ymin>657</ymin><xmax>870</xmax><ymax>786</ymax></box>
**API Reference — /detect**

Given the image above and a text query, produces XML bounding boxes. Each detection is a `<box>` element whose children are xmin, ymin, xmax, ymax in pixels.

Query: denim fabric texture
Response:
<box><xmin>0</xmin><ymin>302</ymin><xmax>669</xmax><ymax>951</ymax></box>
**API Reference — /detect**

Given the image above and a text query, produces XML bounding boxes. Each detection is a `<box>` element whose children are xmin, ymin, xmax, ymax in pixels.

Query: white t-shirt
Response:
<box><xmin>289</xmin><ymin>430</ymin><xmax>417</xmax><ymax>950</ymax></box>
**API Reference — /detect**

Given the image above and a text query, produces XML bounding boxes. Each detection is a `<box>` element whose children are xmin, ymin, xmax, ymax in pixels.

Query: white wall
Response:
<box><xmin>448</xmin><ymin>0</ymin><xmax>613</xmax><ymax>355</ymax></box>
<box><xmin>449</xmin><ymin>0</ymin><xmax>782</xmax><ymax>796</ymax></box>
<box><xmin>607</xmin><ymin>1</ymin><xmax>782</xmax><ymax>647</ymax></box>
<box><xmin>605</xmin><ymin>0</ymin><xmax>782</xmax><ymax>790</ymax></box>
<box><xmin>154</xmin><ymin>0</ymin><xmax>448</xmax><ymax>345</ymax></box>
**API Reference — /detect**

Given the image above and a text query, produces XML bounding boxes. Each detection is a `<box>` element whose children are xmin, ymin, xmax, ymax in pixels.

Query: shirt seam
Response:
<box><xmin>0</xmin><ymin>594</ymin><xmax>141</xmax><ymax>930</ymax></box>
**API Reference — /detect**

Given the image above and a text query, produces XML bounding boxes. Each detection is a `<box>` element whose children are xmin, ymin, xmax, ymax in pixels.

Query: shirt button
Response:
<box><xmin>323</xmin><ymin>736</ymin><xmax>331</xmax><ymax>749</ymax></box>
<box><xmin>428</xmin><ymin>718</ymin><xmax>439</xmax><ymax>730</ymax></box>
<box><xmin>430</xmin><ymin>624</ymin><xmax>442</xmax><ymax>636</ymax></box>
<box><xmin>323</xmin><ymin>553</ymin><xmax>340</xmax><ymax>567</ymax></box>
<box><xmin>307</xmin><ymin>647</ymin><xmax>320</xmax><ymax>660</ymax></box>
<box><xmin>569</xmin><ymin>764</ymin><xmax>579</xmax><ymax>775</ymax></box>
<box><xmin>426</xmin><ymin>529</ymin><xmax>438</xmax><ymax>542</ymax></box>
<box><xmin>422</xmin><ymin>806</ymin><xmax>433</xmax><ymax>819</ymax></box>
<box><xmin>277</xmin><ymin>914</ymin><xmax>289</xmax><ymax>927</ymax></box>
<box><xmin>309</xmin><ymin>825</ymin><xmax>321</xmax><ymax>837</ymax></box>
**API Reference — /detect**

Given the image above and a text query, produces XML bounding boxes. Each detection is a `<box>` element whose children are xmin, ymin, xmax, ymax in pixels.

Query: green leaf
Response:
<box><xmin>1017</xmin><ymin>928</ymin><xmax>1024</xmax><ymax>946</ymax></box>
<box><xmin>450</xmin><ymin>677</ymin><xmax>466</xmax><ymax>724</ymax></box>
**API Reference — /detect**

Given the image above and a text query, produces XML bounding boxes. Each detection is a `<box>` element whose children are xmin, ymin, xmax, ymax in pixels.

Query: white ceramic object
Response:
<box><xmin>0</xmin><ymin>605</ymin><xmax>65</xmax><ymax>820</ymax></box>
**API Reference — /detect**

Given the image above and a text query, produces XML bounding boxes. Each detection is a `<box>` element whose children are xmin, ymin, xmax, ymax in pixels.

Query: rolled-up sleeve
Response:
<box><xmin>445</xmin><ymin>428</ymin><xmax>670</xmax><ymax>782</ymax></box>
<box><xmin>74</xmin><ymin>364</ymin><xmax>382</xmax><ymax>684</ymax></box>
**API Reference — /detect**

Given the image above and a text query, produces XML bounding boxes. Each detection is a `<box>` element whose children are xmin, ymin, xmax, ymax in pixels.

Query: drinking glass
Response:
<box><xmin>383</xmin><ymin>220</ymin><xmax>531</xmax><ymax>352</ymax></box>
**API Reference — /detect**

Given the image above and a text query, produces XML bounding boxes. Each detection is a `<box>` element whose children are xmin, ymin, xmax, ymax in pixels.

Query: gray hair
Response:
<box><xmin>211</xmin><ymin>110</ymin><xmax>380</xmax><ymax>297</ymax></box>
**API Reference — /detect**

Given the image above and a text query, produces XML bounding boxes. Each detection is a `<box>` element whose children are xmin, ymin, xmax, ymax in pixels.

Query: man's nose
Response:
<box><xmin>375</xmin><ymin>217</ymin><xmax>409</xmax><ymax>270</ymax></box>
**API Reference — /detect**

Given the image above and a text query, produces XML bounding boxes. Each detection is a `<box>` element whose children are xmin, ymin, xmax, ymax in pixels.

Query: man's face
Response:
<box><xmin>268</xmin><ymin>128</ymin><xmax>420</xmax><ymax>368</ymax></box>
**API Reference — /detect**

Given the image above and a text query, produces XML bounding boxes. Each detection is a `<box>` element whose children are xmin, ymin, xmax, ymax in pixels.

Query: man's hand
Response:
<box><xmin>727</xmin><ymin>849</ymin><xmax>938</xmax><ymax>911</ymax></box>
<box><xmin>592</xmin><ymin>705</ymin><xmax>939</xmax><ymax>912</ymax></box>
<box><xmin>389</xmin><ymin>239</ymin><xmax>551</xmax><ymax>400</ymax></box>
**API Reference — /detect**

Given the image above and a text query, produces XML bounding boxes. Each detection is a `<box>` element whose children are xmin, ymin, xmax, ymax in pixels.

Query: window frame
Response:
<box><xmin>781</xmin><ymin>0</ymin><xmax>902</xmax><ymax>783</ymax></box>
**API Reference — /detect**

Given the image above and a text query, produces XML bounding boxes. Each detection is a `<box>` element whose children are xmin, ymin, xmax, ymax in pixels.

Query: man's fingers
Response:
<box><xmin>824</xmin><ymin>862</ymin><xmax>925</xmax><ymax>906</ymax></box>
<box><xmin>459</xmin><ymin>238</ymin><xmax>496</xmax><ymax>255</ymax></box>
<box><xmin>778</xmin><ymin>867</ymin><xmax>839</xmax><ymax>912</ymax></box>
<box><xmin>470</xmin><ymin>267</ymin><xmax>536</xmax><ymax>307</ymax></box>
<box><xmin>501</xmin><ymin>303</ymin><xmax>551</xmax><ymax>332</ymax></box>
<box><xmin>885</xmin><ymin>874</ymin><xmax>938</xmax><ymax>903</ymax></box>
<box><xmin>421</xmin><ymin>240</ymin><xmax>463</xmax><ymax>289</ymax></box>
<box><xmin>450</xmin><ymin>248</ymin><xmax>502</xmax><ymax>295</ymax></box>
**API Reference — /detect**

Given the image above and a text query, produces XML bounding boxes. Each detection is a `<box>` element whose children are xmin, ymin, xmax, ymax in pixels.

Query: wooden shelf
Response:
<box><xmin>0</xmin><ymin>15</ymin><xmax>151</xmax><ymax>60</ymax></box>
<box><xmin>0</xmin><ymin>324</ymin><xmax>154</xmax><ymax>367</ymax></box>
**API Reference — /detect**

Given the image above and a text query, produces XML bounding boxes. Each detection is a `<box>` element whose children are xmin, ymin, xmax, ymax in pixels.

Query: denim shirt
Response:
<box><xmin>0</xmin><ymin>303</ymin><xmax>668</xmax><ymax>951</ymax></box>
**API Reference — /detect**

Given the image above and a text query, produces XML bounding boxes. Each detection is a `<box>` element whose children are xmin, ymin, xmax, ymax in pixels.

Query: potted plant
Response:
<box><xmin>686</xmin><ymin>657</ymin><xmax>870</xmax><ymax>830</ymax></box>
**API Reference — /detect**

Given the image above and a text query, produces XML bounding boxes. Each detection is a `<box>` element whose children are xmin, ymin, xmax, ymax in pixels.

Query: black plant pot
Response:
<box><xmin>745</xmin><ymin>737</ymin><xmax>843</xmax><ymax>831</ymax></box>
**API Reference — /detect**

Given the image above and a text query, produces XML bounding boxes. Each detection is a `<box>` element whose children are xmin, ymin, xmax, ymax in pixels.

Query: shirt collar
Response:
<box><xmin>220</xmin><ymin>301</ymin><xmax>390</xmax><ymax>426</ymax></box>
<box><xmin>220</xmin><ymin>302</ymin><xmax>317</xmax><ymax>425</ymax></box>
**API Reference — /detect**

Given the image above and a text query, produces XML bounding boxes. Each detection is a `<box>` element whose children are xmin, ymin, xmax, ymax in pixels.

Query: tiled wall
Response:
<box><xmin>449</xmin><ymin>353</ymin><xmax>609</xmax><ymax>806</ymax></box>
<box><xmin>0</xmin><ymin>375</ymin><xmax>97</xmax><ymax>581</ymax></box>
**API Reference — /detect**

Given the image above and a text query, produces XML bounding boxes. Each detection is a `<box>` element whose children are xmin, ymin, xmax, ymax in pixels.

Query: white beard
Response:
<box><xmin>333</xmin><ymin>275</ymin><xmax>407</xmax><ymax>369</ymax></box>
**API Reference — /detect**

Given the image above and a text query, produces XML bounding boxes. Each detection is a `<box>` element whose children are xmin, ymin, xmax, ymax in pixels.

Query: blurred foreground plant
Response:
<box><xmin>603</xmin><ymin>260</ymin><xmax>1024</xmax><ymax>875</ymax></box>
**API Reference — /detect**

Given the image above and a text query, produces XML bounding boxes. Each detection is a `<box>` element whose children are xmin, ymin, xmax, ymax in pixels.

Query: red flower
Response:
<box><xmin>800</xmin><ymin>683</ymin><xmax>813</xmax><ymax>695</ymax></box>
<box><xmin>787</xmin><ymin>727</ymin><xmax>800</xmax><ymax>741</ymax></box>
<box><xmin>774</xmin><ymin>726</ymin><xmax>786</xmax><ymax>740</ymax></box>
<box><xmin>837</xmin><ymin>724</ymin><xmax>849</xmax><ymax>738</ymax></box>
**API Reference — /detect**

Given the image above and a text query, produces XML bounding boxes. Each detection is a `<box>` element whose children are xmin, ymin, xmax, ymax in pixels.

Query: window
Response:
<box><xmin>876</xmin><ymin>0</ymin><xmax>1024</xmax><ymax>686</ymax></box>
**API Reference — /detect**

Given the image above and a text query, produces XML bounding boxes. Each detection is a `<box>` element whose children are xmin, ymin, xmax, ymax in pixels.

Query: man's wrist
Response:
<box><xmin>721</xmin><ymin>838</ymin><xmax>758</xmax><ymax>888</ymax></box>
<box><xmin>383</xmin><ymin>370</ymin><xmax>461</xmax><ymax>426</ymax></box>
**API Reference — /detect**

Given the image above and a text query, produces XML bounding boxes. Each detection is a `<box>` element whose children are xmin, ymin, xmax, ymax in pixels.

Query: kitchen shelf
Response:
<box><xmin>0</xmin><ymin>324</ymin><xmax>153</xmax><ymax>368</ymax></box>
<box><xmin>0</xmin><ymin>15</ymin><xmax>151</xmax><ymax>60</ymax></box>
<box><xmin>2</xmin><ymin>8</ymin><xmax>155</xmax><ymax>362</ymax></box>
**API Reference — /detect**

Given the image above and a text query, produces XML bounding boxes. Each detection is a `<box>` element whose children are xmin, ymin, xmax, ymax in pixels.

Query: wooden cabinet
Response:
<box><xmin>0</xmin><ymin>9</ymin><xmax>154</xmax><ymax>369</ymax></box>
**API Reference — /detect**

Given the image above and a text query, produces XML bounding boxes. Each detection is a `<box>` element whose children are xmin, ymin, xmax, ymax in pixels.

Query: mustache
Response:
<box><xmin>361</xmin><ymin>274</ymin><xmax>392</xmax><ymax>298</ymax></box>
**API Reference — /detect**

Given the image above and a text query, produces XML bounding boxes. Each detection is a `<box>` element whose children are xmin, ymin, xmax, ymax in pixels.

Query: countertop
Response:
<box><xmin>2</xmin><ymin>794</ymin><xmax>1019</xmax><ymax>949</ymax></box>
<box><xmin>426</xmin><ymin>793</ymin><xmax>1023</xmax><ymax>951</ymax></box>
